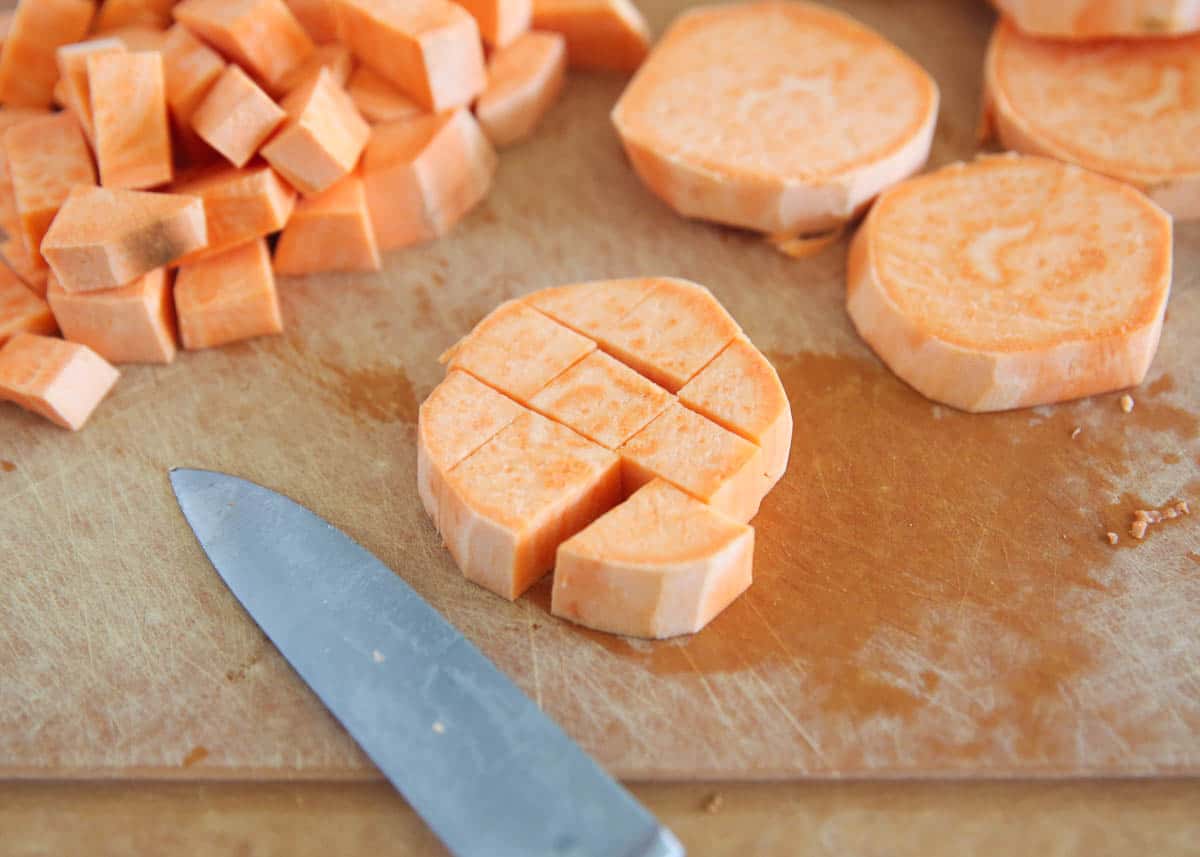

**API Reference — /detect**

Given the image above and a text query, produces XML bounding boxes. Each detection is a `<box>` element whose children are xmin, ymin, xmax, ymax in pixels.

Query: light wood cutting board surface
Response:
<box><xmin>1</xmin><ymin>0</ymin><xmax>1197</xmax><ymax>781</ymax></box>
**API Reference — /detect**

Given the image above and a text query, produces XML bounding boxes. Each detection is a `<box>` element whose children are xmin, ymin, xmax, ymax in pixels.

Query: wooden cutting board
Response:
<box><xmin>2</xmin><ymin>0</ymin><xmax>1197</xmax><ymax>781</ymax></box>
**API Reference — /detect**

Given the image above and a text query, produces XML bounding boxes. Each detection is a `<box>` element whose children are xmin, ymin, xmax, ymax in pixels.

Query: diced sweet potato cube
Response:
<box><xmin>174</xmin><ymin>0</ymin><xmax>315</xmax><ymax>89</ymax></box>
<box><xmin>88</xmin><ymin>51</ymin><xmax>174</xmax><ymax>189</ymax></box>
<box><xmin>56</xmin><ymin>37</ymin><xmax>127</xmax><ymax>141</ymax></box>
<box><xmin>531</xmin><ymin>0</ymin><xmax>649</xmax><ymax>72</ymax></box>
<box><xmin>525</xmin><ymin>277</ymin><xmax>654</xmax><ymax>339</ymax></box>
<box><xmin>417</xmin><ymin>368</ymin><xmax>528</xmax><ymax>529</ymax></box>
<box><xmin>106</xmin><ymin>25</ymin><xmax>169</xmax><ymax>53</ymax></box>
<box><xmin>174</xmin><ymin>239</ymin><xmax>282</xmax><ymax>349</ymax></box>
<box><xmin>475</xmin><ymin>30</ymin><xmax>565</xmax><ymax>147</ymax></box>
<box><xmin>445</xmin><ymin>299</ymin><xmax>594</xmax><ymax>403</ymax></box>
<box><xmin>361</xmin><ymin>109</ymin><xmax>495</xmax><ymax>249</ymax></box>
<box><xmin>273</xmin><ymin>174</ymin><xmax>380</xmax><ymax>274</ymax></box>
<box><xmin>285</xmin><ymin>0</ymin><xmax>340</xmax><ymax>43</ymax></box>
<box><xmin>0</xmin><ymin>332</ymin><xmax>119</xmax><ymax>430</ymax></box>
<box><xmin>261</xmin><ymin>68</ymin><xmax>370</xmax><ymax>195</ymax></box>
<box><xmin>171</xmin><ymin>163</ymin><xmax>296</xmax><ymax>263</ymax></box>
<box><xmin>0</xmin><ymin>265</ymin><xmax>57</xmax><ymax>346</ymax></box>
<box><xmin>161</xmin><ymin>24</ymin><xmax>226</xmax><ymax>127</ymax></box>
<box><xmin>336</xmin><ymin>0</ymin><xmax>486</xmax><ymax>112</ymax></box>
<box><xmin>1</xmin><ymin>237</ymin><xmax>49</xmax><ymax>297</ymax></box>
<box><xmin>552</xmin><ymin>479</ymin><xmax>754</xmax><ymax>638</ymax></box>
<box><xmin>679</xmin><ymin>335</ymin><xmax>793</xmax><ymax>492</ymax></box>
<box><xmin>454</xmin><ymin>0</ymin><xmax>531</xmax><ymax>47</ymax></box>
<box><xmin>4</xmin><ymin>112</ymin><xmax>96</xmax><ymax>264</ymax></box>
<box><xmin>191</xmin><ymin>65</ymin><xmax>287</xmax><ymax>168</ymax></box>
<box><xmin>0</xmin><ymin>108</ymin><xmax>51</xmax><ymax>236</ymax></box>
<box><xmin>530</xmin><ymin>350</ymin><xmax>671</xmax><ymax>449</ymax></box>
<box><xmin>442</xmin><ymin>410</ymin><xmax>621</xmax><ymax>599</ymax></box>
<box><xmin>47</xmin><ymin>268</ymin><xmax>176</xmax><ymax>364</ymax></box>
<box><xmin>346</xmin><ymin>65</ymin><xmax>424</xmax><ymax>124</ymax></box>
<box><xmin>41</xmin><ymin>187</ymin><xmax>207</xmax><ymax>292</ymax></box>
<box><xmin>268</xmin><ymin>42</ymin><xmax>351</xmax><ymax>97</ymax></box>
<box><xmin>619</xmin><ymin>402</ymin><xmax>765</xmax><ymax>523</ymax></box>
<box><xmin>95</xmin><ymin>0</ymin><xmax>176</xmax><ymax>31</ymax></box>
<box><xmin>0</xmin><ymin>0</ymin><xmax>94</xmax><ymax>107</ymax></box>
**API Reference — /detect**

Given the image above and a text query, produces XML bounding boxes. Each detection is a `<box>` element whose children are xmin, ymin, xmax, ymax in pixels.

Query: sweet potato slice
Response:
<box><xmin>984</xmin><ymin>20</ymin><xmax>1200</xmax><ymax>220</ymax></box>
<box><xmin>361</xmin><ymin>109</ymin><xmax>496</xmax><ymax>249</ymax></box>
<box><xmin>619</xmin><ymin>401</ymin><xmax>765</xmax><ymax>523</ymax></box>
<box><xmin>88</xmin><ymin>51</ymin><xmax>174</xmax><ymax>189</ymax></box>
<box><xmin>0</xmin><ymin>0</ymin><xmax>94</xmax><ymax>108</ymax></box>
<box><xmin>417</xmin><ymin>368</ymin><xmax>528</xmax><ymax>529</ymax></box>
<box><xmin>455</xmin><ymin>0</ymin><xmax>531</xmax><ymax>47</ymax></box>
<box><xmin>4</xmin><ymin>112</ymin><xmax>96</xmax><ymax>265</ymax></box>
<box><xmin>524</xmin><ymin>276</ymin><xmax>654</xmax><ymax>339</ymax></box>
<box><xmin>56</xmin><ymin>37</ymin><xmax>126</xmax><ymax>141</ymax></box>
<box><xmin>442</xmin><ymin>410</ymin><xmax>621</xmax><ymax>599</ymax></box>
<box><xmin>445</xmin><ymin>298</ymin><xmax>595</xmax><ymax>403</ymax></box>
<box><xmin>174</xmin><ymin>0</ymin><xmax>315</xmax><ymax>89</ymax></box>
<box><xmin>530</xmin><ymin>349</ymin><xmax>671</xmax><ymax>449</ymax></box>
<box><xmin>1</xmin><ymin>237</ymin><xmax>49</xmax><ymax>296</ymax></box>
<box><xmin>0</xmin><ymin>332</ymin><xmax>118</xmax><ymax>430</ymax></box>
<box><xmin>47</xmin><ymin>268</ymin><xmax>176</xmax><ymax>364</ymax></box>
<box><xmin>336</xmin><ymin>0</ymin><xmax>486</xmax><ymax>112</ymax></box>
<box><xmin>95</xmin><ymin>0</ymin><xmax>176</xmax><ymax>32</ymax></box>
<box><xmin>552</xmin><ymin>479</ymin><xmax>753</xmax><ymax>638</ymax></box>
<box><xmin>679</xmin><ymin>335</ymin><xmax>792</xmax><ymax>492</ymax></box>
<box><xmin>0</xmin><ymin>266</ymin><xmax>56</xmax><ymax>345</ymax></box>
<box><xmin>611</xmin><ymin>1</ymin><xmax>938</xmax><ymax>234</ymax></box>
<box><xmin>174</xmin><ymin>238</ymin><xmax>282</xmax><ymax>349</ymax></box>
<box><xmin>191</xmin><ymin>65</ymin><xmax>287</xmax><ymax>168</ymax></box>
<box><xmin>261</xmin><ymin>67</ymin><xmax>370</xmax><ymax>195</ymax></box>
<box><xmin>346</xmin><ymin>65</ymin><xmax>425</xmax><ymax>124</ymax></box>
<box><xmin>273</xmin><ymin>174</ymin><xmax>380</xmax><ymax>274</ymax></box>
<box><xmin>171</xmin><ymin>163</ymin><xmax>296</xmax><ymax>264</ymax></box>
<box><xmin>475</xmin><ymin>30</ymin><xmax>565</xmax><ymax>147</ymax></box>
<box><xmin>846</xmin><ymin>155</ymin><xmax>1173</xmax><ymax>413</ymax></box>
<box><xmin>268</xmin><ymin>42</ymin><xmax>352</xmax><ymax>97</ymax></box>
<box><xmin>530</xmin><ymin>0</ymin><xmax>648</xmax><ymax>72</ymax></box>
<box><xmin>41</xmin><ymin>187</ymin><xmax>206</xmax><ymax>293</ymax></box>
<box><xmin>285</xmin><ymin>0</ymin><xmax>340</xmax><ymax>43</ymax></box>
<box><xmin>990</xmin><ymin>0</ymin><xmax>1200</xmax><ymax>38</ymax></box>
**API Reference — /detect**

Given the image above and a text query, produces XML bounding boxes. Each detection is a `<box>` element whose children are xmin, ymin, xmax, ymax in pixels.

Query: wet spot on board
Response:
<box><xmin>1</xmin><ymin>460</ymin><xmax>14</xmax><ymax>472</ymax></box>
<box><xmin>182</xmin><ymin>746</ymin><xmax>208</xmax><ymax>767</ymax></box>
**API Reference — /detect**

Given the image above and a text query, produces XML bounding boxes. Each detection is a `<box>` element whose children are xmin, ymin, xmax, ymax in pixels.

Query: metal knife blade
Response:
<box><xmin>169</xmin><ymin>468</ymin><xmax>684</xmax><ymax>857</ymax></box>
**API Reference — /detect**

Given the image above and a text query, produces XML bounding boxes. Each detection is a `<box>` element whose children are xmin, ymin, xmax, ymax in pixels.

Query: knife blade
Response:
<box><xmin>169</xmin><ymin>468</ymin><xmax>684</xmax><ymax>857</ymax></box>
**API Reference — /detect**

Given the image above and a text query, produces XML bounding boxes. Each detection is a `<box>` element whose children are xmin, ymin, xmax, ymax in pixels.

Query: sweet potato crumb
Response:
<box><xmin>1070</xmin><ymin>426</ymin><xmax>1082</xmax><ymax>440</ymax></box>
<box><xmin>1130</xmin><ymin>520</ymin><xmax>1148</xmax><ymax>540</ymax></box>
<box><xmin>703</xmin><ymin>793</ymin><xmax>724</xmax><ymax>814</ymax></box>
<box><xmin>1106</xmin><ymin>531</ymin><xmax>1119</xmax><ymax>545</ymax></box>
<box><xmin>1119</xmin><ymin>394</ymin><xmax>1134</xmax><ymax>413</ymax></box>
<box><xmin>1176</xmin><ymin>500</ymin><xmax>1190</xmax><ymax>516</ymax></box>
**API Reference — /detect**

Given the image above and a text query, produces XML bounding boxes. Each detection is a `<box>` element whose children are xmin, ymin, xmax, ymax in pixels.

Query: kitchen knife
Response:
<box><xmin>169</xmin><ymin>468</ymin><xmax>685</xmax><ymax>857</ymax></box>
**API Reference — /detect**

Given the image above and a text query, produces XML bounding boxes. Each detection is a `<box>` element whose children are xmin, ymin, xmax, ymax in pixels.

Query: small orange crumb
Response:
<box><xmin>1070</xmin><ymin>426</ymin><xmax>1081</xmax><ymax>440</ymax></box>
<box><xmin>1106</xmin><ymin>531</ymin><xmax>1119</xmax><ymax>545</ymax></box>
<box><xmin>1119</xmin><ymin>394</ymin><xmax>1134</xmax><ymax>413</ymax></box>
<box><xmin>1176</xmin><ymin>500</ymin><xmax>1190</xmax><ymax>516</ymax></box>
<box><xmin>1130</xmin><ymin>520</ymin><xmax>1147</xmax><ymax>540</ymax></box>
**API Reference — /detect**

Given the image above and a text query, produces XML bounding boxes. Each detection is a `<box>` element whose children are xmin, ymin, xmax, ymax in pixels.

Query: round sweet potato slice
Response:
<box><xmin>847</xmin><ymin>155</ymin><xmax>1173</xmax><ymax>413</ymax></box>
<box><xmin>990</xmin><ymin>0</ymin><xmax>1200</xmax><ymax>39</ymax></box>
<box><xmin>611</xmin><ymin>1</ymin><xmax>938</xmax><ymax>234</ymax></box>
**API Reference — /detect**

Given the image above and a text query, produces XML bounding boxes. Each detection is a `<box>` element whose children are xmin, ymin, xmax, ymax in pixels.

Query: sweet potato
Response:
<box><xmin>174</xmin><ymin>238</ymin><xmax>282</xmax><ymax>348</ymax></box>
<box><xmin>88</xmin><ymin>51</ymin><xmax>174</xmax><ymax>189</ymax></box>
<box><xmin>174</xmin><ymin>0</ymin><xmax>315</xmax><ymax>89</ymax></box>
<box><xmin>475</xmin><ymin>30</ymin><xmax>565</xmax><ymax>147</ymax></box>
<box><xmin>531</xmin><ymin>0</ymin><xmax>648</xmax><ymax>72</ymax></box>
<box><xmin>47</xmin><ymin>268</ymin><xmax>176</xmax><ymax>363</ymax></box>
<box><xmin>273</xmin><ymin>173</ymin><xmax>380</xmax><ymax>273</ymax></box>
<box><xmin>0</xmin><ymin>332</ymin><xmax>119</xmax><ymax>430</ymax></box>
<box><xmin>190</xmin><ymin>65</ymin><xmax>287</xmax><ymax>168</ymax></box>
<box><xmin>0</xmin><ymin>0</ymin><xmax>94</xmax><ymax>107</ymax></box>
<box><xmin>171</xmin><ymin>162</ymin><xmax>296</xmax><ymax>263</ymax></box>
<box><xmin>0</xmin><ymin>264</ymin><xmax>56</xmax><ymax>345</ymax></box>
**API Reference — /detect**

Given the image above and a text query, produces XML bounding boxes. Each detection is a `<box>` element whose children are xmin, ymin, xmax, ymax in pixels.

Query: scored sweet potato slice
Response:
<box><xmin>475</xmin><ymin>30</ymin><xmax>566</xmax><ymax>148</ymax></box>
<box><xmin>611</xmin><ymin>1</ymin><xmax>938</xmax><ymax>235</ymax></box>
<box><xmin>172</xmin><ymin>163</ymin><xmax>296</xmax><ymax>264</ymax></box>
<box><xmin>56</xmin><ymin>37</ymin><xmax>127</xmax><ymax>141</ymax></box>
<box><xmin>273</xmin><ymin>173</ymin><xmax>381</xmax><ymax>274</ymax></box>
<box><xmin>455</xmin><ymin>0</ymin><xmax>531</xmax><ymax>47</ymax></box>
<box><xmin>990</xmin><ymin>0</ymin><xmax>1200</xmax><ymax>38</ymax></box>
<box><xmin>524</xmin><ymin>276</ymin><xmax>655</xmax><ymax>339</ymax></box>
<box><xmin>984</xmin><ymin>20</ymin><xmax>1200</xmax><ymax>221</ymax></box>
<box><xmin>41</xmin><ymin>187</ymin><xmax>207</xmax><ymax>293</ymax></box>
<box><xmin>174</xmin><ymin>238</ymin><xmax>282</xmax><ymax>349</ymax></box>
<box><xmin>0</xmin><ymin>0</ymin><xmax>94</xmax><ymax>108</ymax></box>
<box><xmin>417</xmin><ymin>368</ymin><xmax>528</xmax><ymax>530</ymax></box>
<box><xmin>531</xmin><ymin>0</ymin><xmax>649</xmax><ymax>72</ymax></box>
<box><xmin>88</xmin><ymin>51</ymin><xmax>174</xmax><ymax>189</ymax></box>
<box><xmin>847</xmin><ymin>155</ymin><xmax>1173</xmax><ymax>413</ymax></box>
<box><xmin>191</xmin><ymin>65</ymin><xmax>288</xmax><ymax>169</ymax></box>
<box><xmin>346</xmin><ymin>65</ymin><xmax>425</xmax><ymax>124</ymax></box>
<box><xmin>174</xmin><ymin>0</ymin><xmax>315</xmax><ymax>90</ymax></box>
<box><xmin>0</xmin><ymin>266</ymin><xmax>57</xmax><ymax>346</ymax></box>
<box><xmin>552</xmin><ymin>479</ymin><xmax>753</xmax><ymax>638</ymax></box>
<box><xmin>47</xmin><ymin>268</ymin><xmax>177</xmax><ymax>364</ymax></box>
<box><xmin>361</xmin><ymin>109</ymin><xmax>496</xmax><ymax>249</ymax></box>
<box><xmin>0</xmin><ymin>332</ymin><xmax>119</xmax><ymax>430</ymax></box>
<box><xmin>336</xmin><ymin>0</ymin><xmax>487</xmax><ymax>112</ymax></box>
<box><xmin>441</xmin><ymin>410</ymin><xmax>621</xmax><ymax>599</ymax></box>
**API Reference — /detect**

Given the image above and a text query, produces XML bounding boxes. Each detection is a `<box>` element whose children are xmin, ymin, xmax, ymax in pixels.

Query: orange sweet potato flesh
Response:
<box><xmin>0</xmin><ymin>0</ymin><xmax>95</xmax><ymax>108</ymax></box>
<box><xmin>95</xmin><ymin>0</ymin><xmax>176</xmax><ymax>32</ymax></box>
<box><xmin>161</xmin><ymin>24</ymin><xmax>227</xmax><ymax>128</ymax></box>
<box><xmin>0</xmin><ymin>107</ymin><xmax>51</xmax><ymax>237</ymax></box>
<box><xmin>56</xmin><ymin>37</ymin><xmax>127</xmax><ymax>141</ymax></box>
<box><xmin>3</xmin><ymin>112</ymin><xmax>97</xmax><ymax>265</ymax></box>
<box><xmin>0</xmin><ymin>332</ymin><xmax>119</xmax><ymax>430</ymax></box>
<box><xmin>47</xmin><ymin>268</ymin><xmax>177</xmax><ymax>364</ymax></box>
<box><xmin>455</xmin><ymin>0</ymin><xmax>532</xmax><ymax>47</ymax></box>
<box><xmin>346</xmin><ymin>65</ymin><xmax>425</xmax><ymax>125</ymax></box>
<box><xmin>531</xmin><ymin>0</ymin><xmax>648</xmax><ymax>72</ymax></box>
<box><xmin>475</xmin><ymin>30</ymin><xmax>566</xmax><ymax>148</ymax></box>
<box><xmin>268</xmin><ymin>42</ymin><xmax>352</xmax><ymax>97</ymax></box>
<box><xmin>273</xmin><ymin>173</ymin><xmax>381</xmax><ymax>273</ymax></box>
<box><xmin>171</xmin><ymin>163</ymin><xmax>296</xmax><ymax>263</ymax></box>
<box><xmin>1</xmin><ymin>236</ymin><xmax>49</xmax><ymax>297</ymax></box>
<box><xmin>88</xmin><ymin>51</ymin><xmax>175</xmax><ymax>190</ymax></box>
<box><xmin>174</xmin><ymin>0</ymin><xmax>316</xmax><ymax>90</ymax></box>
<box><xmin>285</xmin><ymin>0</ymin><xmax>341</xmax><ymax>43</ymax></box>
<box><xmin>40</xmin><ymin>186</ymin><xmax>207</xmax><ymax>293</ymax></box>
<box><xmin>0</xmin><ymin>265</ymin><xmax>57</xmax><ymax>346</ymax></box>
<box><xmin>174</xmin><ymin>238</ymin><xmax>282</xmax><ymax>349</ymax></box>
<box><xmin>191</xmin><ymin>65</ymin><xmax>287</xmax><ymax>168</ymax></box>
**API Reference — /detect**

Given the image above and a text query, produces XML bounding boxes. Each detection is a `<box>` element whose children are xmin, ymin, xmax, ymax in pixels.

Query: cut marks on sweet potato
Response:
<box><xmin>846</xmin><ymin>154</ymin><xmax>1173</xmax><ymax>413</ymax></box>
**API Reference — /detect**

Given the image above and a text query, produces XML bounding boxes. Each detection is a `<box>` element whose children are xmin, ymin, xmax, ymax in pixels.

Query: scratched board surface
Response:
<box><xmin>2</xmin><ymin>0</ymin><xmax>1198</xmax><ymax>780</ymax></box>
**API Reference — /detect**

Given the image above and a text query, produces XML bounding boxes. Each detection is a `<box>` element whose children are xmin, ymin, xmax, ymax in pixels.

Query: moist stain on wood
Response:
<box><xmin>181</xmin><ymin>746</ymin><xmax>208</xmax><ymax>767</ymax></box>
<box><xmin>0</xmin><ymin>460</ymin><xmax>14</xmax><ymax>473</ymax></box>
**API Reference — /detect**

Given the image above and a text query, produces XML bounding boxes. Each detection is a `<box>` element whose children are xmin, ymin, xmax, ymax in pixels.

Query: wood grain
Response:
<box><xmin>1</xmin><ymin>0</ymin><xmax>1197</xmax><ymax>780</ymax></box>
